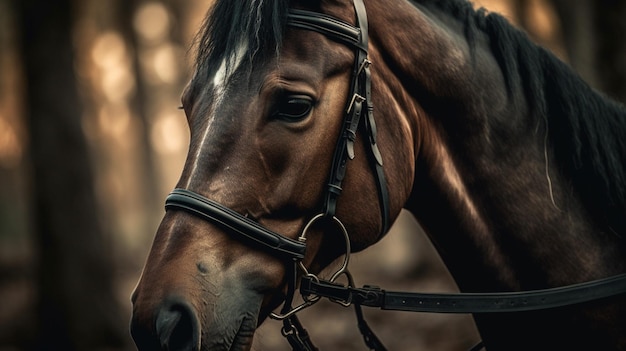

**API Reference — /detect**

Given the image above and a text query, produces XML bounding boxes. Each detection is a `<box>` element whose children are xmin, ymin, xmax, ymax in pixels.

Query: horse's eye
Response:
<box><xmin>273</xmin><ymin>96</ymin><xmax>314</xmax><ymax>122</ymax></box>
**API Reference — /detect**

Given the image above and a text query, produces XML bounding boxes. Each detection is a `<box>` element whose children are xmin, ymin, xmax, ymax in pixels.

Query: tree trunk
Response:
<box><xmin>15</xmin><ymin>0</ymin><xmax>127</xmax><ymax>349</ymax></box>
<box><xmin>548</xmin><ymin>0</ymin><xmax>598</xmax><ymax>87</ymax></box>
<box><xmin>548</xmin><ymin>0</ymin><xmax>626</xmax><ymax>104</ymax></box>
<box><xmin>115</xmin><ymin>0</ymin><xmax>161</xmax><ymax>212</ymax></box>
<box><xmin>592</xmin><ymin>0</ymin><xmax>626</xmax><ymax>104</ymax></box>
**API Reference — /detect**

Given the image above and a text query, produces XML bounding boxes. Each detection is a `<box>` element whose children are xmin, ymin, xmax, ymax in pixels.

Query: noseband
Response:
<box><xmin>164</xmin><ymin>0</ymin><xmax>626</xmax><ymax>350</ymax></box>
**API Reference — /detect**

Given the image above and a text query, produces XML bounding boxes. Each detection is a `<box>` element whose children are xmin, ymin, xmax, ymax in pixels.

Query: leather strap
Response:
<box><xmin>288</xmin><ymin>0</ymin><xmax>391</xmax><ymax>237</ymax></box>
<box><xmin>319</xmin><ymin>10</ymin><xmax>368</xmax><ymax>222</ymax></box>
<box><xmin>360</xmin><ymin>47</ymin><xmax>391</xmax><ymax>235</ymax></box>
<box><xmin>354</xmin><ymin>303</ymin><xmax>387</xmax><ymax>351</ymax></box>
<box><xmin>287</xmin><ymin>10</ymin><xmax>363</xmax><ymax>50</ymax></box>
<box><xmin>165</xmin><ymin>189</ymin><xmax>306</xmax><ymax>260</ymax></box>
<box><xmin>282</xmin><ymin>315</ymin><xmax>318</xmax><ymax>351</ymax></box>
<box><xmin>300</xmin><ymin>273</ymin><xmax>626</xmax><ymax>313</ymax></box>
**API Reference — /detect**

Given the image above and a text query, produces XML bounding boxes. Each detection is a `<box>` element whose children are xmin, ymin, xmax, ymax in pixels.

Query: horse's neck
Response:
<box><xmin>368</xmin><ymin>1</ymin><xmax>626</xmax><ymax>293</ymax></box>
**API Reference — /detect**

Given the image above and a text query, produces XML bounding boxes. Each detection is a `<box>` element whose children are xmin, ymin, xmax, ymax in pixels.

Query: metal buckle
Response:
<box><xmin>347</xmin><ymin>93</ymin><xmax>366</xmax><ymax>114</ymax></box>
<box><xmin>356</xmin><ymin>57</ymin><xmax>371</xmax><ymax>75</ymax></box>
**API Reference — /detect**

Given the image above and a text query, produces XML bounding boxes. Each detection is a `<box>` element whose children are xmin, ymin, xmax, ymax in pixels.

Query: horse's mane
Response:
<box><xmin>193</xmin><ymin>0</ymin><xmax>291</xmax><ymax>86</ymax></box>
<box><xmin>417</xmin><ymin>0</ymin><xmax>626</xmax><ymax>232</ymax></box>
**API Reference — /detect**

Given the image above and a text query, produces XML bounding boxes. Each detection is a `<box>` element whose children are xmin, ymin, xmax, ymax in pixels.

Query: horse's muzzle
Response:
<box><xmin>131</xmin><ymin>296</ymin><xmax>200</xmax><ymax>351</ymax></box>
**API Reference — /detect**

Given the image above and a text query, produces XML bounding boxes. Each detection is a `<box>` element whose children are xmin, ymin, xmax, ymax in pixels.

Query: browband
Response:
<box><xmin>287</xmin><ymin>9</ymin><xmax>364</xmax><ymax>50</ymax></box>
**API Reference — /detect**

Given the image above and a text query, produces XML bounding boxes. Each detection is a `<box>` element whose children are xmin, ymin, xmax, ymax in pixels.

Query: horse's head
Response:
<box><xmin>131</xmin><ymin>0</ymin><xmax>410</xmax><ymax>349</ymax></box>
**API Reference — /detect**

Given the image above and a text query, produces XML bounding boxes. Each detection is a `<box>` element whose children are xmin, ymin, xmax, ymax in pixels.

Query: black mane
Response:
<box><xmin>419</xmin><ymin>0</ymin><xmax>626</xmax><ymax>232</ymax></box>
<box><xmin>193</xmin><ymin>0</ymin><xmax>291</xmax><ymax>86</ymax></box>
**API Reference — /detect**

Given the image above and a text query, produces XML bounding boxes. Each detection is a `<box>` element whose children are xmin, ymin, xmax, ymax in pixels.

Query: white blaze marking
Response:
<box><xmin>184</xmin><ymin>42</ymin><xmax>249</xmax><ymax>189</ymax></box>
<box><xmin>213</xmin><ymin>42</ymin><xmax>248</xmax><ymax>105</ymax></box>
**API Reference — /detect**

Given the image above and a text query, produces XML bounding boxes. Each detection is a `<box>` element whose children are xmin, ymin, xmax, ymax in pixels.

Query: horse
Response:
<box><xmin>130</xmin><ymin>0</ymin><xmax>626</xmax><ymax>350</ymax></box>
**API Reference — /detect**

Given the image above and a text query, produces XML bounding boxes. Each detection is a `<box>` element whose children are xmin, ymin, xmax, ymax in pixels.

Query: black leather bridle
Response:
<box><xmin>164</xmin><ymin>0</ymin><xmax>626</xmax><ymax>350</ymax></box>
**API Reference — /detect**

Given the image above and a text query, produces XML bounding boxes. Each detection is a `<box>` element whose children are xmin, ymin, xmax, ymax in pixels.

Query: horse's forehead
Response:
<box><xmin>212</xmin><ymin>41</ymin><xmax>249</xmax><ymax>105</ymax></box>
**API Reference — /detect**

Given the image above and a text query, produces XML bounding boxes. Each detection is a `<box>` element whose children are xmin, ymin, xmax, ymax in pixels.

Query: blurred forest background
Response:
<box><xmin>0</xmin><ymin>0</ymin><xmax>624</xmax><ymax>350</ymax></box>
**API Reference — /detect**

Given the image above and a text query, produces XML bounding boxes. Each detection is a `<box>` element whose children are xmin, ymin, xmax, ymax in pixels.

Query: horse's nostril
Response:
<box><xmin>155</xmin><ymin>299</ymin><xmax>200</xmax><ymax>351</ymax></box>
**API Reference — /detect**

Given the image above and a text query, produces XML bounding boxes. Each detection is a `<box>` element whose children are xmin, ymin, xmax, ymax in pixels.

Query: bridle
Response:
<box><xmin>163</xmin><ymin>0</ymin><xmax>626</xmax><ymax>350</ymax></box>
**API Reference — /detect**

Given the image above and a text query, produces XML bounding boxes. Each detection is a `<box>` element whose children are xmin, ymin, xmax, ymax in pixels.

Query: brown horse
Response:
<box><xmin>131</xmin><ymin>0</ymin><xmax>626</xmax><ymax>350</ymax></box>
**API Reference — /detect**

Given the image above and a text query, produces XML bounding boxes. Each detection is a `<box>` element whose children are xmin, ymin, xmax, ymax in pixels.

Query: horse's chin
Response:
<box><xmin>228</xmin><ymin>316</ymin><xmax>258</xmax><ymax>351</ymax></box>
<box><xmin>211</xmin><ymin>293</ymin><xmax>289</xmax><ymax>351</ymax></box>
<box><xmin>199</xmin><ymin>290</ymin><xmax>270</xmax><ymax>351</ymax></box>
<box><xmin>201</xmin><ymin>314</ymin><xmax>258</xmax><ymax>351</ymax></box>
<box><xmin>241</xmin><ymin>316</ymin><xmax>260</xmax><ymax>349</ymax></box>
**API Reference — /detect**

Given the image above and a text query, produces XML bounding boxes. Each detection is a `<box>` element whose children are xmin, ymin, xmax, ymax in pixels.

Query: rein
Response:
<box><xmin>164</xmin><ymin>0</ymin><xmax>626</xmax><ymax>350</ymax></box>
<box><xmin>299</xmin><ymin>273</ymin><xmax>626</xmax><ymax>314</ymax></box>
